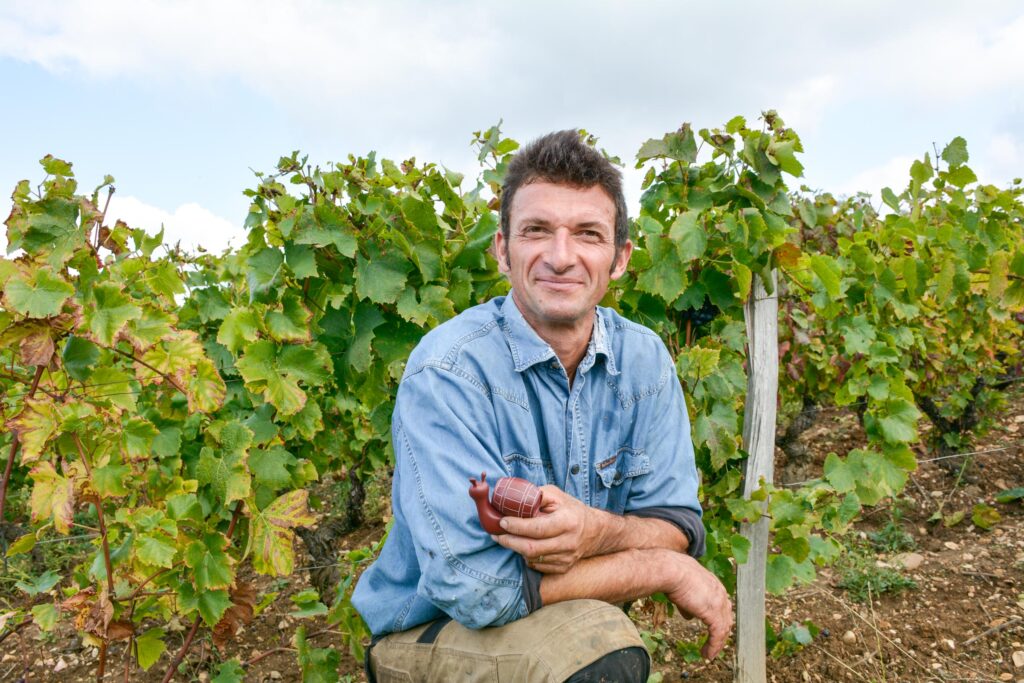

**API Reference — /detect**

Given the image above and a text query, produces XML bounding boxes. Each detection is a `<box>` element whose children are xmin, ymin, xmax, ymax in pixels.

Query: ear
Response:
<box><xmin>610</xmin><ymin>239</ymin><xmax>633</xmax><ymax>280</ymax></box>
<box><xmin>494</xmin><ymin>231</ymin><xmax>510</xmax><ymax>274</ymax></box>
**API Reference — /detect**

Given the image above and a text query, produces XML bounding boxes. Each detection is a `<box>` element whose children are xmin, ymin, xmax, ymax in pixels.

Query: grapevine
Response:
<box><xmin>0</xmin><ymin>119</ymin><xmax>1021</xmax><ymax>680</ymax></box>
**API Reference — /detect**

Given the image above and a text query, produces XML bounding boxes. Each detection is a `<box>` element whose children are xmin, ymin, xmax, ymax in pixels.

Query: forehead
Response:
<box><xmin>508</xmin><ymin>181</ymin><xmax>615</xmax><ymax>228</ymax></box>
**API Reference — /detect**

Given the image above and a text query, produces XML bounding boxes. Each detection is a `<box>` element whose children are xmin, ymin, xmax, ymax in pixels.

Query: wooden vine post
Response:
<box><xmin>735</xmin><ymin>271</ymin><xmax>779</xmax><ymax>683</ymax></box>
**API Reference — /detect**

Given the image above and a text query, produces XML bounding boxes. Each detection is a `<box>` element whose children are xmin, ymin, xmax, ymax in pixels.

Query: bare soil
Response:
<box><xmin>3</xmin><ymin>388</ymin><xmax>1023</xmax><ymax>682</ymax></box>
<box><xmin>647</xmin><ymin>386</ymin><xmax>1024</xmax><ymax>683</ymax></box>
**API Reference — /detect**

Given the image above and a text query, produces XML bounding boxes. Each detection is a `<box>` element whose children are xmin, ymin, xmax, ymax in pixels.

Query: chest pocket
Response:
<box><xmin>502</xmin><ymin>452</ymin><xmax>555</xmax><ymax>486</ymax></box>
<box><xmin>593</xmin><ymin>447</ymin><xmax>650</xmax><ymax>513</ymax></box>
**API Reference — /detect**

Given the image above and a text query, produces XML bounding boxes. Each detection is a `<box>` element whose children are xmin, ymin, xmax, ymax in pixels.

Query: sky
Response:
<box><xmin>1</xmin><ymin>0</ymin><xmax>1022</xmax><ymax>252</ymax></box>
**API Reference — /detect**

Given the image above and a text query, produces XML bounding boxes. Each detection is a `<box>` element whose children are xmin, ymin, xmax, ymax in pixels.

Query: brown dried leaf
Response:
<box><xmin>105</xmin><ymin>620</ymin><xmax>134</xmax><ymax>641</ymax></box>
<box><xmin>82</xmin><ymin>589</ymin><xmax>114</xmax><ymax>638</ymax></box>
<box><xmin>61</xmin><ymin>588</ymin><xmax>95</xmax><ymax>613</ymax></box>
<box><xmin>77</xmin><ymin>197</ymin><xmax>101</xmax><ymax>226</ymax></box>
<box><xmin>651</xmin><ymin>599</ymin><xmax>669</xmax><ymax>630</ymax></box>
<box><xmin>19</xmin><ymin>331</ymin><xmax>55</xmax><ymax>367</ymax></box>
<box><xmin>230</xmin><ymin>582</ymin><xmax>257</xmax><ymax>610</ymax></box>
<box><xmin>53</xmin><ymin>301</ymin><xmax>84</xmax><ymax>330</ymax></box>
<box><xmin>98</xmin><ymin>224</ymin><xmax>125</xmax><ymax>255</ymax></box>
<box><xmin>212</xmin><ymin>583</ymin><xmax>257</xmax><ymax>648</ymax></box>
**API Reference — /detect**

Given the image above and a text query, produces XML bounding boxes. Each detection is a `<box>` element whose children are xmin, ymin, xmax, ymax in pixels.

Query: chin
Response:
<box><xmin>538</xmin><ymin>307</ymin><xmax>591</xmax><ymax>325</ymax></box>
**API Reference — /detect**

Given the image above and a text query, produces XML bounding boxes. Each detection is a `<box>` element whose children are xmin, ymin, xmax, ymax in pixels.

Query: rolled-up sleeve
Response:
<box><xmin>391</xmin><ymin>364</ymin><xmax>531</xmax><ymax>629</ymax></box>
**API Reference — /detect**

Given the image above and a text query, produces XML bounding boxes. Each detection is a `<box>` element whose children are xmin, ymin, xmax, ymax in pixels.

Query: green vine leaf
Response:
<box><xmin>184</xmin><ymin>532</ymin><xmax>235</xmax><ymax>590</ymax></box>
<box><xmin>82</xmin><ymin>283</ymin><xmax>142</xmax><ymax>346</ymax></box>
<box><xmin>179</xmin><ymin>584</ymin><xmax>232</xmax><ymax>627</ymax></box>
<box><xmin>135</xmin><ymin>627</ymin><xmax>167</xmax><ymax>671</ymax></box>
<box><xmin>4</xmin><ymin>268</ymin><xmax>74</xmax><ymax>318</ymax></box>
<box><xmin>355</xmin><ymin>244</ymin><xmax>413</xmax><ymax>305</ymax></box>
<box><xmin>197</xmin><ymin>447</ymin><xmax>251</xmax><ymax>504</ymax></box>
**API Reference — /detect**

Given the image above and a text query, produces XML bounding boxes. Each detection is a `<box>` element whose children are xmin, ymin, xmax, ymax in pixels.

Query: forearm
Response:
<box><xmin>538</xmin><ymin>546</ymin><xmax>734</xmax><ymax>661</ymax></box>
<box><xmin>539</xmin><ymin>547</ymin><xmax>675</xmax><ymax>606</ymax></box>
<box><xmin>586</xmin><ymin>508</ymin><xmax>689</xmax><ymax>557</ymax></box>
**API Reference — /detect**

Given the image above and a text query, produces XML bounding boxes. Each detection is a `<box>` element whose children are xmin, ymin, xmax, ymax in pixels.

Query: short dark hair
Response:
<box><xmin>500</xmin><ymin>130</ymin><xmax>629</xmax><ymax>253</ymax></box>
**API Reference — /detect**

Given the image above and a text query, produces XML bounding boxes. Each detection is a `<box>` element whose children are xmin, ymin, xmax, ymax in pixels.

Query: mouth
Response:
<box><xmin>535</xmin><ymin>278</ymin><xmax>583</xmax><ymax>291</ymax></box>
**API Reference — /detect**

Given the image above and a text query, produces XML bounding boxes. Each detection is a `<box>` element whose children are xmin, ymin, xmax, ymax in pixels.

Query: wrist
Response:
<box><xmin>582</xmin><ymin>505</ymin><xmax>607</xmax><ymax>556</ymax></box>
<box><xmin>650</xmin><ymin>548</ymin><xmax>683</xmax><ymax>591</ymax></box>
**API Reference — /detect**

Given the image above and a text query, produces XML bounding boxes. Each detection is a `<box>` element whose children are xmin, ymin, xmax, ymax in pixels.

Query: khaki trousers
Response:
<box><xmin>367</xmin><ymin>599</ymin><xmax>646</xmax><ymax>683</ymax></box>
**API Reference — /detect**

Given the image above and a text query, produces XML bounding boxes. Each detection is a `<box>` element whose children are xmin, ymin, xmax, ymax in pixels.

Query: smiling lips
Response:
<box><xmin>535</xmin><ymin>277</ymin><xmax>583</xmax><ymax>291</ymax></box>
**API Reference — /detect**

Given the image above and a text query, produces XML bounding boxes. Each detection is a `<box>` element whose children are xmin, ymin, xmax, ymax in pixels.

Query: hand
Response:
<box><xmin>662</xmin><ymin>553</ymin><xmax>733</xmax><ymax>660</ymax></box>
<box><xmin>490</xmin><ymin>485</ymin><xmax>596</xmax><ymax>574</ymax></box>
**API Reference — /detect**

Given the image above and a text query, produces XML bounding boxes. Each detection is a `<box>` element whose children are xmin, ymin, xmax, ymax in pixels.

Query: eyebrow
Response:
<box><xmin>516</xmin><ymin>217</ymin><xmax>610</xmax><ymax>230</ymax></box>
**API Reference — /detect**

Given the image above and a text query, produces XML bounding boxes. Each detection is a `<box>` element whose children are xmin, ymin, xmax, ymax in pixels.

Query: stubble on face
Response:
<box><xmin>495</xmin><ymin>182</ymin><xmax>631</xmax><ymax>348</ymax></box>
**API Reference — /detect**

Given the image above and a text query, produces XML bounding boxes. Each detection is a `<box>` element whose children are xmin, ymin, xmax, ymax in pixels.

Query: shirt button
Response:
<box><xmin>549</xmin><ymin>361</ymin><xmax>559</xmax><ymax>369</ymax></box>
<box><xmin>570</xmin><ymin>464</ymin><xmax>580</xmax><ymax>475</ymax></box>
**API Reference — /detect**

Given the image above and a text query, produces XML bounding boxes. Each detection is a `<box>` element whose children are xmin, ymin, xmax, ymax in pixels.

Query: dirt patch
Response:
<box><xmin>643</xmin><ymin>386</ymin><xmax>1024</xmax><ymax>683</ymax></box>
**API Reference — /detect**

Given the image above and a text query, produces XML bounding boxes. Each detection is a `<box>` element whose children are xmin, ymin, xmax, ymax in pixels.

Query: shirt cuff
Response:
<box><xmin>626</xmin><ymin>506</ymin><xmax>706</xmax><ymax>558</ymax></box>
<box><xmin>521</xmin><ymin>557</ymin><xmax>544</xmax><ymax>613</ymax></box>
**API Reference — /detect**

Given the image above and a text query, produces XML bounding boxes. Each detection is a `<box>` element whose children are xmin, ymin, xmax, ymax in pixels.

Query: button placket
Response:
<box><xmin>568</xmin><ymin>373</ymin><xmax>588</xmax><ymax>502</ymax></box>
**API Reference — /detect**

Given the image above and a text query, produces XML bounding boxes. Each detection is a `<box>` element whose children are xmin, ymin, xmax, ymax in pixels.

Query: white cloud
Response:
<box><xmin>815</xmin><ymin>10</ymin><xmax>1024</xmax><ymax>104</ymax></box>
<box><xmin>837</xmin><ymin>155</ymin><xmax>916</xmax><ymax>198</ymax></box>
<box><xmin>2</xmin><ymin>0</ymin><xmax>1023</xmax><ymax>218</ymax></box>
<box><xmin>0</xmin><ymin>1</ymin><xmax>492</xmax><ymax>109</ymax></box>
<box><xmin>106</xmin><ymin>195</ymin><xmax>243</xmax><ymax>254</ymax></box>
<box><xmin>3</xmin><ymin>2</ymin><xmax>1022</xmax><ymax>147</ymax></box>
<box><xmin>980</xmin><ymin>132</ymin><xmax>1023</xmax><ymax>183</ymax></box>
<box><xmin>778</xmin><ymin>76</ymin><xmax>838</xmax><ymax>135</ymax></box>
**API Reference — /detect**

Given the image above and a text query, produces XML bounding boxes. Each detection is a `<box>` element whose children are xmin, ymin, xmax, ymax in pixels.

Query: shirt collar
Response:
<box><xmin>590</xmin><ymin>306</ymin><xmax>619</xmax><ymax>376</ymax></box>
<box><xmin>499</xmin><ymin>292</ymin><xmax>620</xmax><ymax>376</ymax></box>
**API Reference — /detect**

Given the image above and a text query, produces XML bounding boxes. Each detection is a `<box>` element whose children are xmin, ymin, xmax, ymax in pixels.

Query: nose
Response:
<box><xmin>544</xmin><ymin>228</ymin><xmax>575</xmax><ymax>272</ymax></box>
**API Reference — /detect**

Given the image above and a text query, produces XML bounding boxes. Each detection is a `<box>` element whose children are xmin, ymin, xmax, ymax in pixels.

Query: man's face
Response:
<box><xmin>494</xmin><ymin>181</ymin><xmax>632</xmax><ymax>338</ymax></box>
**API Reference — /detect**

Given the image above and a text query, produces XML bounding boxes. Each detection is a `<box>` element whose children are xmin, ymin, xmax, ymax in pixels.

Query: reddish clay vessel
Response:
<box><xmin>468</xmin><ymin>472</ymin><xmax>543</xmax><ymax>535</ymax></box>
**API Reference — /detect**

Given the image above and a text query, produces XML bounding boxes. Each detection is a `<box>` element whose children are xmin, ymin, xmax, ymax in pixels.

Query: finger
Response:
<box><xmin>499</xmin><ymin>513</ymin><xmax>564</xmax><ymax>538</ymax></box>
<box><xmin>536</xmin><ymin>485</ymin><xmax>573</xmax><ymax>512</ymax></box>
<box><xmin>490</xmin><ymin>533</ymin><xmax>541</xmax><ymax>557</ymax></box>
<box><xmin>492</xmin><ymin>533</ymin><xmax>569</xmax><ymax>562</ymax></box>
<box><xmin>512</xmin><ymin>537</ymin><xmax>577</xmax><ymax>563</ymax></box>
<box><xmin>537</xmin><ymin>485</ymin><xmax>569</xmax><ymax>501</ymax></box>
<box><xmin>527</xmin><ymin>554</ymin><xmax>574</xmax><ymax>574</ymax></box>
<box><xmin>701</xmin><ymin>620</ymin><xmax>728</xmax><ymax>660</ymax></box>
<box><xmin>701</xmin><ymin>599</ymin><xmax>733</xmax><ymax>660</ymax></box>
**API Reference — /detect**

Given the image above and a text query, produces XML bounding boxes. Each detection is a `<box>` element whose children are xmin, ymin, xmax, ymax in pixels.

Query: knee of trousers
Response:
<box><xmin>508</xmin><ymin>599</ymin><xmax>647</xmax><ymax>680</ymax></box>
<box><xmin>370</xmin><ymin>599</ymin><xmax>647</xmax><ymax>683</ymax></box>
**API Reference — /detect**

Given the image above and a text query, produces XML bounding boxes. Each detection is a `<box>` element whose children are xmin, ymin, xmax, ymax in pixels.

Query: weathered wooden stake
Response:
<box><xmin>735</xmin><ymin>271</ymin><xmax>779</xmax><ymax>683</ymax></box>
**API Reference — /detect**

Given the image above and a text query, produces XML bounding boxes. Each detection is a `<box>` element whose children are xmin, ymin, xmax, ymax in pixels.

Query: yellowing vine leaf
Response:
<box><xmin>187</xmin><ymin>358</ymin><xmax>227</xmax><ymax>413</ymax></box>
<box><xmin>7</xmin><ymin>399</ymin><xmax>59</xmax><ymax>463</ymax></box>
<box><xmin>249</xmin><ymin>490</ymin><xmax>316</xmax><ymax>576</ymax></box>
<box><xmin>29</xmin><ymin>462</ymin><xmax>74</xmax><ymax>534</ymax></box>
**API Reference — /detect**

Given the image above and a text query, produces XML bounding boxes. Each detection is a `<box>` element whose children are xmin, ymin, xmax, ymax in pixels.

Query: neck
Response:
<box><xmin>512</xmin><ymin>292</ymin><xmax>594</xmax><ymax>385</ymax></box>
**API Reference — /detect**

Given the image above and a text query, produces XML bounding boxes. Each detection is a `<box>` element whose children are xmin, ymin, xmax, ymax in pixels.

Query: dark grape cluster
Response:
<box><xmin>680</xmin><ymin>297</ymin><xmax>720</xmax><ymax>327</ymax></box>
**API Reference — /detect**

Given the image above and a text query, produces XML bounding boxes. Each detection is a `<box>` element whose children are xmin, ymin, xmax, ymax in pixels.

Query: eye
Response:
<box><xmin>578</xmin><ymin>229</ymin><xmax>603</xmax><ymax>241</ymax></box>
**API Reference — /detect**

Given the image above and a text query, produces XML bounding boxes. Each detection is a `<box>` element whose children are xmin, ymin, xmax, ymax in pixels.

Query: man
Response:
<box><xmin>352</xmin><ymin>131</ymin><xmax>733</xmax><ymax>682</ymax></box>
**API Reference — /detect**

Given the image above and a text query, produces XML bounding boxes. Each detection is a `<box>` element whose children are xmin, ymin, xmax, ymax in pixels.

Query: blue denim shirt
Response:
<box><xmin>352</xmin><ymin>294</ymin><xmax>703</xmax><ymax>636</ymax></box>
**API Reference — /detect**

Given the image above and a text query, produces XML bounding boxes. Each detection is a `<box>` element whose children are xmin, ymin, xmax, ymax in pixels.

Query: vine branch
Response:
<box><xmin>108</xmin><ymin>345</ymin><xmax>187</xmax><ymax>394</ymax></box>
<box><xmin>73</xmin><ymin>434</ymin><xmax>114</xmax><ymax>595</ymax></box>
<box><xmin>159</xmin><ymin>501</ymin><xmax>244</xmax><ymax>682</ymax></box>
